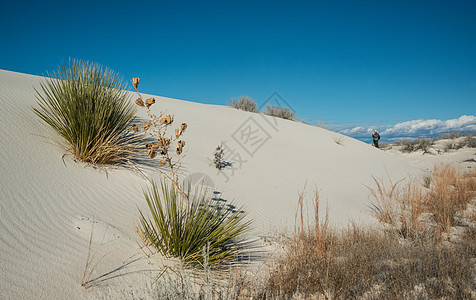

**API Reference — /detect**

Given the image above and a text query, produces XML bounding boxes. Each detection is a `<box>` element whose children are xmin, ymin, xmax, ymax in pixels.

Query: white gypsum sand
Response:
<box><xmin>0</xmin><ymin>69</ymin><xmax>420</xmax><ymax>299</ymax></box>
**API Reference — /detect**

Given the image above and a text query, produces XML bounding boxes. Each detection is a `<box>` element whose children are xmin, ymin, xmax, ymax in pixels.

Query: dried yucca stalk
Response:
<box><xmin>130</xmin><ymin>78</ymin><xmax>191</xmax><ymax>224</ymax></box>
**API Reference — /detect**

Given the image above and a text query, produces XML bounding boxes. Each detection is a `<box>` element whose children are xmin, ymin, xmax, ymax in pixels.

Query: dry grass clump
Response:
<box><xmin>262</xmin><ymin>104</ymin><xmax>296</xmax><ymax>121</ymax></box>
<box><xmin>34</xmin><ymin>60</ymin><xmax>140</xmax><ymax>165</ymax></box>
<box><xmin>264</xmin><ymin>229</ymin><xmax>475</xmax><ymax>299</ymax></box>
<box><xmin>426</xmin><ymin>164</ymin><xmax>475</xmax><ymax>227</ymax></box>
<box><xmin>258</xmin><ymin>182</ymin><xmax>476</xmax><ymax>299</ymax></box>
<box><xmin>369</xmin><ymin>164</ymin><xmax>476</xmax><ymax>236</ymax></box>
<box><xmin>230</xmin><ymin>96</ymin><xmax>258</xmax><ymax>112</ymax></box>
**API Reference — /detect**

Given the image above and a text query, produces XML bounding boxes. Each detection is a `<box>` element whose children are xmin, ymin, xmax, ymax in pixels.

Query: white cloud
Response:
<box><xmin>338</xmin><ymin>115</ymin><xmax>476</xmax><ymax>140</ymax></box>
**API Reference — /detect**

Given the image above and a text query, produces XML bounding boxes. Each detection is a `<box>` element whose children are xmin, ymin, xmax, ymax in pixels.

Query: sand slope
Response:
<box><xmin>0</xmin><ymin>69</ymin><xmax>418</xmax><ymax>298</ymax></box>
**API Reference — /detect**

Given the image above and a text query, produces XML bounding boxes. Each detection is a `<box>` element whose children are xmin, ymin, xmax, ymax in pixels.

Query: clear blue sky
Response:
<box><xmin>1</xmin><ymin>0</ymin><xmax>475</xmax><ymax>129</ymax></box>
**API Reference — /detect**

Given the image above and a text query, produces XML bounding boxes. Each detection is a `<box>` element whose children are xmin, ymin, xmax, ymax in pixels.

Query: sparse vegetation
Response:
<box><xmin>392</xmin><ymin>133</ymin><xmax>476</xmax><ymax>154</ymax></box>
<box><xmin>465</xmin><ymin>135</ymin><xmax>476</xmax><ymax>148</ymax></box>
<box><xmin>230</xmin><ymin>96</ymin><xmax>258</xmax><ymax>112</ymax></box>
<box><xmin>262</xmin><ymin>104</ymin><xmax>296</xmax><ymax>121</ymax></box>
<box><xmin>396</xmin><ymin>138</ymin><xmax>433</xmax><ymax>154</ymax></box>
<box><xmin>262</xmin><ymin>225</ymin><xmax>475</xmax><ymax>299</ymax></box>
<box><xmin>369</xmin><ymin>164</ymin><xmax>476</xmax><ymax>236</ymax></box>
<box><xmin>378</xmin><ymin>141</ymin><xmax>392</xmax><ymax>150</ymax></box>
<box><xmin>128</xmin><ymin>166</ymin><xmax>475</xmax><ymax>298</ymax></box>
<box><xmin>33</xmin><ymin>60</ymin><xmax>140</xmax><ymax>164</ymax></box>
<box><xmin>258</xmin><ymin>175</ymin><xmax>475</xmax><ymax>299</ymax></box>
<box><xmin>132</xmin><ymin>78</ymin><xmax>251</xmax><ymax>267</ymax></box>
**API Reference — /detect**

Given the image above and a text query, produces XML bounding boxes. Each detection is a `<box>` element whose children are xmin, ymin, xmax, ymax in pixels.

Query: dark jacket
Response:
<box><xmin>372</xmin><ymin>132</ymin><xmax>380</xmax><ymax>141</ymax></box>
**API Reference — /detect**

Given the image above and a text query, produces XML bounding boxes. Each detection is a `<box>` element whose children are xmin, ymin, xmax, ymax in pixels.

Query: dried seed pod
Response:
<box><xmin>133</xmin><ymin>77</ymin><xmax>140</xmax><ymax>89</ymax></box>
<box><xmin>145</xmin><ymin>143</ymin><xmax>153</xmax><ymax>149</ymax></box>
<box><xmin>145</xmin><ymin>98</ymin><xmax>155</xmax><ymax>108</ymax></box>
<box><xmin>175</xmin><ymin>128</ymin><xmax>181</xmax><ymax>139</ymax></box>
<box><xmin>131</xmin><ymin>124</ymin><xmax>139</xmax><ymax>132</ymax></box>
<box><xmin>181</xmin><ymin>123</ymin><xmax>187</xmax><ymax>131</ymax></box>
<box><xmin>160</xmin><ymin>115</ymin><xmax>174</xmax><ymax>125</ymax></box>
<box><xmin>176</xmin><ymin>140</ymin><xmax>185</xmax><ymax>154</ymax></box>
<box><xmin>150</xmin><ymin>151</ymin><xmax>157</xmax><ymax>159</ymax></box>
<box><xmin>147</xmin><ymin>148</ymin><xmax>153</xmax><ymax>156</ymax></box>
<box><xmin>158</xmin><ymin>137</ymin><xmax>170</xmax><ymax>146</ymax></box>
<box><xmin>151</xmin><ymin>144</ymin><xmax>159</xmax><ymax>150</ymax></box>
<box><xmin>135</xmin><ymin>98</ymin><xmax>144</xmax><ymax>107</ymax></box>
<box><xmin>160</xmin><ymin>149</ymin><xmax>167</xmax><ymax>156</ymax></box>
<box><xmin>142</xmin><ymin>124</ymin><xmax>150</xmax><ymax>130</ymax></box>
<box><xmin>159</xmin><ymin>160</ymin><xmax>166</xmax><ymax>166</ymax></box>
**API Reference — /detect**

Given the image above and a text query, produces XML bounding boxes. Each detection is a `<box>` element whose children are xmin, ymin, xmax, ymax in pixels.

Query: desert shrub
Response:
<box><xmin>464</xmin><ymin>135</ymin><xmax>476</xmax><ymax>148</ymax></box>
<box><xmin>416</xmin><ymin>138</ymin><xmax>432</xmax><ymax>153</ymax></box>
<box><xmin>398</xmin><ymin>138</ymin><xmax>432</xmax><ymax>154</ymax></box>
<box><xmin>444</xmin><ymin>140</ymin><xmax>457</xmax><ymax>152</ymax></box>
<box><xmin>138</xmin><ymin>181</ymin><xmax>251</xmax><ymax>267</ymax></box>
<box><xmin>379</xmin><ymin>141</ymin><xmax>392</xmax><ymax>150</ymax></box>
<box><xmin>34</xmin><ymin>60</ymin><xmax>139</xmax><ymax>164</ymax></box>
<box><xmin>440</xmin><ymin>132</ymin><xmax>462</xmax><ymax>140</ymax></box>
<box><xmin>399</xmin><ymin>139</ymin><xmax>415</xmax><ymax>153</ymax></box>
<box><xmin>230</xmin><ymin>96</ymin><xmax>258</xmax><ymax>112</ymax></box>
<box><xmin>262</xmin><ymin>104</ymin><xmax>296</xmax><ymax>121</ymax></box>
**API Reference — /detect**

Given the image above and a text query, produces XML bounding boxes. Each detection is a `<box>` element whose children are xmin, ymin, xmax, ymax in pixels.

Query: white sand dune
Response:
<box><xmin>0</xmin><ymin>69</ymin><xmax>418</xmax><ymax>298</ymax></box>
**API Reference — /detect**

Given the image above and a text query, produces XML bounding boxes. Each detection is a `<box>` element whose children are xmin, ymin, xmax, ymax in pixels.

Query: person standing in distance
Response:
<box><xmin>372</xmin><ymin>130</ymin><xmax>380</xmax><ymax>148</ymax></box>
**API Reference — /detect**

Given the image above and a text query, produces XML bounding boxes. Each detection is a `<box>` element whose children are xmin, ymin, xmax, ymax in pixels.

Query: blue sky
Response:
<box><xmin>1</xmin><ymin>0</ymin><xmax>475</xmax><ymax>139</ymax></box>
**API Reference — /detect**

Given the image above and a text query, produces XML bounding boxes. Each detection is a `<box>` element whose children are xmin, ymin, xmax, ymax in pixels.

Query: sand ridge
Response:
<box><xmin>0</xmin><ymin>69</ymin><xmax>419</xmax><ymax>298</ymax></box>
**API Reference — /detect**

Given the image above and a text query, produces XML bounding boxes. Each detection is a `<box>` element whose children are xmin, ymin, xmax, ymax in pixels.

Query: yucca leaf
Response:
<box><xmin>138</xmin><ymin>180</ymin><xmax>251</xmax><ymax>267</ymax></box>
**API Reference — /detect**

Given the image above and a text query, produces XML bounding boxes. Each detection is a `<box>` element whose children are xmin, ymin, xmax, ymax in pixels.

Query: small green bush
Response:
<box><xmin>263</xmin><ymin>104</ymin><xmax>296</xmax><ymax>121</ymax></box>
<box><xmin>229</xmin><ymin>96</ymin><xmax>258</xmax><ymax>112</ymax></box>
<box><xmin>138</xmin><ymin>181</ymin><xmax>251</xmax><ymax>267</ymax></box>
<box><xmin>34</xmin><ymin>60</ymin><xmax>140</xmax><ymax>164</ymax></box>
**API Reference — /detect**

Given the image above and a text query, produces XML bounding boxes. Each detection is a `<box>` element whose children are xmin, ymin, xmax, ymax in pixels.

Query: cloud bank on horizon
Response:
<box><xmin>339</xmin><ymin>115</ymin><xmax>476</xmax><ymax>141</ymax></box>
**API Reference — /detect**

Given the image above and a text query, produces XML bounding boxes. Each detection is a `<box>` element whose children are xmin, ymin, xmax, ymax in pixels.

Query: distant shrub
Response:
<box><xmin>230</xmin><ymin>96</ymin><xmax>258</xmax><ymax>112</ymax></box>
<box><xmin>444</xmin><ymin>140</ymin><xmax>457</xmax><ymax>152</ymax></box>
<box><xmin>33</xmin><ymin>60</ymin><xmax>140</xmax><ymax>164</ymax></box>
<box><xmin>465</xmin><ymin>136</ymin><xmax>476</xmax><ymax>148</ymax></box>
<box><xmin>378</xmin><ymin>142</ymin><xmax>392</xmax><ymax>150</ymax></box>
<box><xmin>263</xmin><ymin>104</ymin><xmax>296</xmax><ymax>121</ymax></box>
<box><xmin>398</xmin><ymin>138</ymin><xmax>432</xmax><ymax>154</ymax></box>
<box><xmin>440</xmin><ymin>132</ymin><xmax>462</xmax><ymax>140</ymax></box>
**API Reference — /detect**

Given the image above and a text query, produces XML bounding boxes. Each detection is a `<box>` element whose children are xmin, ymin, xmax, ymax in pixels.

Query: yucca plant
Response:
<box><xmin>138</xmin><ymin>181</ymin><xmax>252</xmax><ymax>267</ymax></box>
<box><xmin>33</xmin><ymin>60</ymin><xmax>140</xmax><ymax>164</ymax></box>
